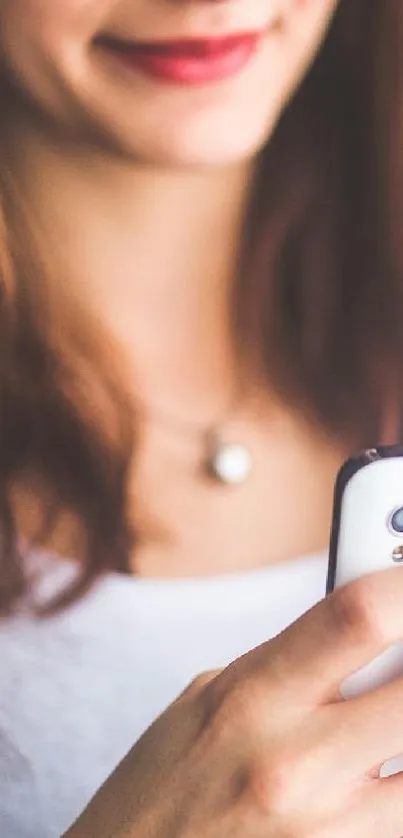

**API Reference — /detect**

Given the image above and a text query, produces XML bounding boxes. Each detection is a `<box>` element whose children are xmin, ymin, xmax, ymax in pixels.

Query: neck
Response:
<box><xmin>5</xmin><ymin>117</ymin><xmax>256</xmax><ymax>415</ymax></box>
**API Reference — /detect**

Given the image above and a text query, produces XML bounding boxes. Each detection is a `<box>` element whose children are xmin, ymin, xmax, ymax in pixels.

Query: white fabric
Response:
<box><xmin>0</xmin><ymin>550</ymin><xmax>328</xmax><ymax>836</ymax></box>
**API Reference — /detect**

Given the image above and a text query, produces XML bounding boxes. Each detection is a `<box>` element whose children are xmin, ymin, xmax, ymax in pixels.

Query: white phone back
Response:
<box><xmin>329</xmin><ymin>452</ymin><xmax>403</xmax><ymax>776</ymax></box>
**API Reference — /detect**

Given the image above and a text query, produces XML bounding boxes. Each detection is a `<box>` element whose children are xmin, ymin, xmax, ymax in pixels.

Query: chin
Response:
<box><xmin>127</xmin><ymin>131</ymin><xmax>271</xmax><ymax>169</ymax></box>
<box><xmin>93</xmin><ymin>103</ymin><xmax>277</xmax><ymax>170</ymax></box>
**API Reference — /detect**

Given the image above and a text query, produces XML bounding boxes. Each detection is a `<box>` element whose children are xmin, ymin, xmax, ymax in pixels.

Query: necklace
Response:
<box><xmin>203</xmin><ymin>428</ymin><xmax>252</xmax><ymax>485</ymax></box>
<box><xmin>139</xmin><ymin>398</ymin><xmax>253</xmax><ymax>486</ymax></box>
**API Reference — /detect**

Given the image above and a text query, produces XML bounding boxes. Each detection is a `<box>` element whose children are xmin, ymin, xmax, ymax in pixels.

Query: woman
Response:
<box><xmin>0</xmin><ymin>0</ymin><xmax>403</xmax><ymax>835</ymax></box>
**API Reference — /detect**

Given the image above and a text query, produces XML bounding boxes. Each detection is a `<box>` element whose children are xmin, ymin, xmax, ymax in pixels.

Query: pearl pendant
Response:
<box><xmin>205</xmin><ymin>436</ymin><xmax>252</xmax><ymax>485</ymax></box>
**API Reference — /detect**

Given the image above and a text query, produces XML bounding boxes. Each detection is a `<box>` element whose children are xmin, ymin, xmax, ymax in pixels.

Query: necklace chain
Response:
<box><xmin>135</xmin><ymin>387</ymin><xmax>253</xmax><ymax>485</ymax></box>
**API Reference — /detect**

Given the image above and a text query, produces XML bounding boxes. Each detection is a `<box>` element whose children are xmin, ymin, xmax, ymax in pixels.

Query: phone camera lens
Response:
<box><xmin>389</xmin><ymin>507</ymin><xmax>403</xmax><ymax>535</ymax></box>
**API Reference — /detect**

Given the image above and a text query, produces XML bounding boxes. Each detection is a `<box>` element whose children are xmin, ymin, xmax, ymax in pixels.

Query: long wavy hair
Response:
<box><xmin>0</xmin><ymin>0</ymin><xmax>401</xmax><ymax>612</ymax></box>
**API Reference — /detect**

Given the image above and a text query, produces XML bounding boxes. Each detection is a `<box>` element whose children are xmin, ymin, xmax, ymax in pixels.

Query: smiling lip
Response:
<box><xmin>97</xmin><ymin>32</ymin><xmax>263</xmax><ymax>85</ymax></box>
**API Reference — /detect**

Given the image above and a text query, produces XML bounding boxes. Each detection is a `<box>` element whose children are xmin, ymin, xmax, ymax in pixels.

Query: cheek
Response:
<box><xmin>0</xmin><ymin>0</ymin><xmax>108</xmax><ymax>62</ymax></box>
<box><xmin>0</xmin><ymin>0</ymin><xmax>108</xmax><ymax>104</ymax></box>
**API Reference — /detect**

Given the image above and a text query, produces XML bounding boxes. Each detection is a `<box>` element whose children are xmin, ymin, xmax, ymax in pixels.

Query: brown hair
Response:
<box><xmin>0</xmin><ymin>0</ymin><xmax>401</xmax><ymax>611</ymax></box>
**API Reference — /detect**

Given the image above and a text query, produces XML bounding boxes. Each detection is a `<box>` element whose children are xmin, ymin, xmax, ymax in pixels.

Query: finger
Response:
<box><xmin>307</xmin><ymin>775</ymin><xmax>403</xmax><ymax>838</ymax></box>
<box><xmin>325</xmin><ymin>673</ymin><xmax>403</xmax><ymax>779</ymax></box>
<box><xmin>238</xmin><ymin>566</ymin><xmax>403</xmax><ymax>705</ymax></box>
<box><xmin>355</xmin><ymin>771</ymin><xmax>403</xmax><ymax>835</ymax></box>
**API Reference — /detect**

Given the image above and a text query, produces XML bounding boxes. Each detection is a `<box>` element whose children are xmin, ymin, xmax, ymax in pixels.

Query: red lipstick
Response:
<box><xmin>98</xmin><ymin>33</ymin><xmax>262</xmax><ymax>85</ymax></box>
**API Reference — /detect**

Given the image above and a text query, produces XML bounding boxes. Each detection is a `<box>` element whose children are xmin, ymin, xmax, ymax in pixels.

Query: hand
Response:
<box><xmin>66</xmin><ymin>565</ymin><xmax>403</xmax><ymax>837</ymax></box>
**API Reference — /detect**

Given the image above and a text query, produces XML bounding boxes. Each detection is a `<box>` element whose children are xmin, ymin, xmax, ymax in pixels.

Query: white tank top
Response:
<box><xmin>0</xmin><ymin>550</ymin><xmax>327</xmax><ymax>836</ymax></box>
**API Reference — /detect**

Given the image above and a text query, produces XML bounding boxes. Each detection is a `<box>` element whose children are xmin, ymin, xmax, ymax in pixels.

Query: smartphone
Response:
<box><xmin>327</xmin><ymin>445</ymin><xmax>403</xmax><ymax>776</ymax></box>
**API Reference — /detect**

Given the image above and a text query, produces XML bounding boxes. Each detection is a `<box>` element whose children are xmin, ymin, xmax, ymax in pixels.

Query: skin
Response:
<box><xmin>3</xmin><ymin>2</ymin><xmax>403</xmax><ymax>836</ymax></box>
<box><xmin>0</xmin><ymin>0</ymin><xmax>339</xmax><ymax>165</ymax></box>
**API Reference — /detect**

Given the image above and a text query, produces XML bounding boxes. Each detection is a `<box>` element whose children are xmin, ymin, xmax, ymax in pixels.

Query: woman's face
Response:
<box><xmin>0</xmin><ymin>0</ymin><xmax>339</xmax><ymax>166</ymax></box>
